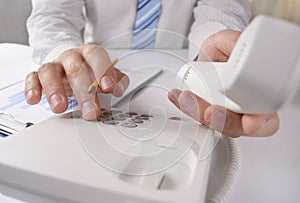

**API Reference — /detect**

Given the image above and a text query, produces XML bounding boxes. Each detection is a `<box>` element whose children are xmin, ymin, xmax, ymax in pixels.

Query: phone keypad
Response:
<box><xmin>97</xmin><ymin>109</ymin><xmax>153</xmax><ymax>128</ymax></box>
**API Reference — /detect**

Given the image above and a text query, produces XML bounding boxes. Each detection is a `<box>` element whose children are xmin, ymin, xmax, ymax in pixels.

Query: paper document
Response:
<box><xmin>0</xmin><ymin>68</ymin><xmax>162</xmax><ymax>133</ymax></box>
<box><xmin>0</xmin><ymin>80</ymin><xmax>74</xmax><ymax>124</ymax></box>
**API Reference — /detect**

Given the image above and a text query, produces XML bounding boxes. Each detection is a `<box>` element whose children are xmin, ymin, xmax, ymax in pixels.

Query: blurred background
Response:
<box><xmin>0</xmin><ymin>0</ymin><xmax>299</xmax><ymax>45</ymax></box>
<box><xmin>0</xmin><ymin>0</ymin><xmax>32</xmax><ymax>44</ymax></box>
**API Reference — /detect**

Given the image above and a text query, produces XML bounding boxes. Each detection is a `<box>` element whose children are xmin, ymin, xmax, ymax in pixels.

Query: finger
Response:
<box><xmin>198</xmin><ymin>38</ymin><xmax>229</xmax><ymax>62</ymax></box>
<box><xmin>204</xmin><ymin>105</ymin><xmax>243</xmax><ymax>137</ymax></box>
<box><xmin>168</xmin><ymin>89</ymin><xmax>210</xmax><ymax>124</ymax></box>
<box><xmin>113</xmin><ymin>69</ymin><xmax>130</xmax><ymax>97</ymax></box>
<box><xmin>213</xmin><ymin>30</ymin><xmax>241</xmax><ymax>57</ymax></box>
<box><xmin>168</xmin><ymin>89</ymin><xmax>182</xmax><ymax>109</ymax></box>
<box><xmin>198</xmin><ymin>49</ymin><xmax>229</xmax><ymax>62</ymax></box>
<box><xmin>197</xmin><ymin>30</ymin><xmax>240</xmax><ymax>62</ymax></box>
<box><xmin>37</xmin><ymin>62</ymin><xmax>68</xmax><ymax>114</ymax></box>
<box><xmin>242</xmin><ymin>113</ymin><xmax>280</xmax><ymax>136</ymax></box>
<box><xmin>25</xmin><ymin>71</ymin><xmax>42</xmax><ymax>105</ymax></box>
<box><xmin>58</xmin><ymin>49</ymin><xmax>100</xmax><ymax>120</ymax></box>
<box><xmin>79</xmin><ymin>45</ymin><xmax>117</xmax><ymax>93</ymax></box>
<box><xmin>99</xmin><ymin>66</ymin><xmax>117</xmax><ymax>93</ymax></box>
<box><xmin>62</xmin><ymin>77</ymin><xmax>73</xmax><ymax>97</ymax></box>
<box><xmin>169</xmin><ymin>89</ymin><xmax>278</xmax><ymax>137</ymax></box>
<box><xmin>204</xmin><ymin>106</ymin><xmax>279</xmax><ymax>137</ymax></box>
<box><xmin>169</xmin><ymin>90</ymin><xmax>241</xmax><ymax>137</ymax></box>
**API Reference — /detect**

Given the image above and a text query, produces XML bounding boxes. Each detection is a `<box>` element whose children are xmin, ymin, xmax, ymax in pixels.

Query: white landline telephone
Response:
<box><xmin>0</xmin><ymin>15</ymin><xmax>299</xmax><ymax>203</ymax></box>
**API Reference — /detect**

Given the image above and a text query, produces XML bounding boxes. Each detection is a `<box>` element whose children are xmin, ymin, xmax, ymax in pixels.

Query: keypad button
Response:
<box><xmin>98</xmin><ymin>115</ymin><xmax>112</xmax><ymax>121</ymax></box>
<box><xmin>103</xmin><ymin>111</ymin><xmax>113</xmax><ymax>116</ymax></box>
<box><xmin>119</xmin><ymin>113</ymin><xmax>131</xmax><ymax>118</ymax></box>
<box><xmin>103</xmin><ymin>120</ymin><xmax>119</xmax><ymax>125</ymax></box>
<box><xmin>121</xmin><ymin>122</ymin><xmax>138</xmax><ymax>128</ymax></box>
<box><xmin>111</xmin><ymin>110</ymin><xmax>123</xmax><ymax>114</ymax></box>
<box><xmin>141</xmin><ymin>114</ymin><xmax>153</xmax><ymax>118</ymax></box>
<box><xmin>135</xmin><ymin>116</ymin><xmax>149</xmax><ymax>120</ymax></box>
<box><xmin>112</xmin><ymin>116</ymin><xmax>126</xmax><ymax>121</ymax></box>
<box><xmin>130</xmin><ymin>119</ymin><xmax>144</xmax><ymax>124</ymax></box>
<box><xmin>99</xmin><ymin>114</ymin><xmax>111</xmax><ymax>118</ymax></box>
<box><xmin>127</xmin><ymin>112</ymin><xmax>138</xmax><ymax>116</ymax></box>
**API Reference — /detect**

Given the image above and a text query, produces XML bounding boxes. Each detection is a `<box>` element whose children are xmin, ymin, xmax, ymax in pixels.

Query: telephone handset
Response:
<box><xmin>178</xmin><ymin>15</ymin><xmax>300</xmax><ymax>114</ymax></box>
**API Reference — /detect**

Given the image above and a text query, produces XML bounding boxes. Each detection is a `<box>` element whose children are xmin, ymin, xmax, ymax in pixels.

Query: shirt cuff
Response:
<box><xmin>43</xmin><ymin>43</ymin><xmax>80</xmax><ymax>63</ymax></box>
<box><xmin>188</xmin><ymin>22</ymin><xmax>228</xmax><ymax>61</ymax></box>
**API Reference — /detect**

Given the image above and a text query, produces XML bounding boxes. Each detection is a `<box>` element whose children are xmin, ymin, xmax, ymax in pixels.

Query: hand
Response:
<box><xmin>168</xmin><ymin>89</ymin><xmax>279</xmax><ymax>137</ymax></box>
<box><xmin>197</xmin><ymin>29</ymin><xmax>241</xmax><ymax>62</ymax></box>
<box><xmin>25</xmin><ymin>44</ymin><xmax>129</xmax><ymax>120</ymax></box>
<box><xmin>168</xmin><ymin>30</ymin><xmax>280</xmax><ymax>137</ymax></box>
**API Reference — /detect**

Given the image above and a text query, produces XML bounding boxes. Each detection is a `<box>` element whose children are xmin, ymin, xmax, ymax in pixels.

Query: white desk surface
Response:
<box><xmin>1</xmin><ymin>43</ymin><xmax>300</xmax><ymax>203</ymax></box>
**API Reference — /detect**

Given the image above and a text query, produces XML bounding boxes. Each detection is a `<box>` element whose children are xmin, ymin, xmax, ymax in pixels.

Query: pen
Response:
<box><xmin>87</xmin><ymin>58</ymin><xmax>119</xmax><ymax>94</ymax></box>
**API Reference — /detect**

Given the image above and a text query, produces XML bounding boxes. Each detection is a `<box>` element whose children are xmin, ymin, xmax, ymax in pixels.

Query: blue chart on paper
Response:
<box><xmin>0</xmin><ymin>81</ymin><xmax>79</xmax><ymax>124</ymax></box>
<box><xmin>0</xmin><ymin>90</ymin><xmax>78</xmax><ymax>111</ymax></box>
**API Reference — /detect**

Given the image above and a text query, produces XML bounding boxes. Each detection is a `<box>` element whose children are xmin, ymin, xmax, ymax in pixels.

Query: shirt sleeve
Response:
<box><xmin>188</xmin><ymin>0</ymin><xmax>251</xmax><ymax>60</ymax></box>
<box><xmin>27</xmin><ymin>0</ymin><xmax>85</xmax><ymax>64</ymax></box>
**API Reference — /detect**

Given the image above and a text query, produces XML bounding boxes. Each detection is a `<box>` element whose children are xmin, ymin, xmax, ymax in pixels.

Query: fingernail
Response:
<box><xmin>254</xmin><ymin>116</ymin><xmax>276</xmax><ymax>136</ymax></box>
<box><xmin>209</xmin><ymin>110</ymin><xmax>227</xmax><ymax>128</ymax></box>
<box><xmin>26</xmin><ymin>89</ymin><xmax>37</xmax><ymax>100</ymax></box>
<box><xmin>50</xmin><ymin>94</ymin><xmax>63</xmax><ymax>109</ymax></box>
<box><xmin>82</xmin><ymin>101</ymin><xmax>97</xmax><ymax>119</ymax></box>
<box><xmin>178</xmin><ymin>92</ymin><xmax>196</xmax><ymax>113</ymax></box>
<box><xmin>169</xmin><ymin>89</ymin><xmax>181</xmax><ymax>104</ymax></box>
<box><xmin>100</xmin><ymin>76</ymin><xmax>113</xmax><ymax>90</ymax></box>
<box><xmin>257</xmin><ymin>116</ymin><xmax>272</xmax><ymax>131</ymax></box>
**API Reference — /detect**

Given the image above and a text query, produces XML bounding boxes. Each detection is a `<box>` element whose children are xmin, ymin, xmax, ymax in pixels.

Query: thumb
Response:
<box><xmin>213</xmin><ymin>30</ymin><xmax>241</xmax><ymax>57</ymax></box>
<box><xmin>198</xmin><ymin>30</ymin><xmax>241</xmax><ymax>62</ymax></box>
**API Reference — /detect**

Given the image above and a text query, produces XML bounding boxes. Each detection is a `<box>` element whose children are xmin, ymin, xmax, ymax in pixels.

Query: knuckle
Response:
<box><xmin>26</xmin><ymin>71</ymin><xmax>37</xmax><ymax>81</ymax></box>
<box><xmin>64</xmin><ymin>54</ymin><xmax>81</xmax><ymax>68</ymax></box>
<box><xmin>43</xmin><ymin>86</ymin><xmax>63</xmax><ymax>98</ymax></box>
<box><xmin>60</xmin><ymin>48</ymin><xmax>76</xmax><ymax>59</ymax></box>
<box><xmin>64</xmin><ymin>62</ymin><xmax>84</xmax><ymax>84</ymax></box>
<box><xmin>83</xmin><ymin>44</ymin><xmax>104</xmax><ymax>57</ymax></box>
<box><xmin>58</xmin><ymin>53</ymin><xmax>83</xmax><ymax>81</ymax></box>
<box><xmin>38</xmin><ymin>62</ymin><xmax>63</xmax><ymax>77</ymax></box>
<box><xmin>65</xmin><ymin>65</ymin><xmax>80</xmax><ymax>81</ymax></box>
<box><xmin>38</xmin><ymin>63</ymin><xmax>52</xmax><ymax>72</ymax></box>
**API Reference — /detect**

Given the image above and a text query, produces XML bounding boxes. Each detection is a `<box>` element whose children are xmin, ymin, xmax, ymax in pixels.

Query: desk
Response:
<box><xmin>1</xmin><ymin>43</ymin><xmax>300</xmax><ymax>203</ymax></box>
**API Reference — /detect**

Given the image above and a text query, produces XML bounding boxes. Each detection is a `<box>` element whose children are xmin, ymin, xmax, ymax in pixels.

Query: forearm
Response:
<box><xmin>27</xmin><ymin>0</ymin><xmax>85</xmax><ymax>64</ymax></box>
<box><xmin>188</xmin><ymin>0</ymin><xmax>251</xmax><ymax>60</ymax></box>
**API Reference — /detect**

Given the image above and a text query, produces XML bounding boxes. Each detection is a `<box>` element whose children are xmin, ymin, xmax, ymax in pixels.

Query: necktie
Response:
<box><xmin>131</xmin><ymin>0</ymin><xmax>161</xmax><ymax>49</ymax></box>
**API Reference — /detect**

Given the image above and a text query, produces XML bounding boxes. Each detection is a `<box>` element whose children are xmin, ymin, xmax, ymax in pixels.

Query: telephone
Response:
<box><xmin>0</xmin><ymin>107</ymin><xmax>216</xmax><ymax>203</ymax></box>
<box><xmin>0</xmin><ymin>15</ymin><xmax>299</xmax><ymax>203</ymax></box>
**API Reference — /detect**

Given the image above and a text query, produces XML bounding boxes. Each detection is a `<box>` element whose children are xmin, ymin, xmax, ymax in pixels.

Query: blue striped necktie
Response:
<box><xmin>131</xmin><ymin>0</ymin><xmax>161</xmax><ymax>49</ymax></box>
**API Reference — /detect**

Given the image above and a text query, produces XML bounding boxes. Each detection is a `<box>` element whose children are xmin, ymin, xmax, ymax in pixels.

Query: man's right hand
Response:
<box><xmin>25</xmin><ymin>44</ymin><xmax>129</xmax><ymax>120</ymax></box>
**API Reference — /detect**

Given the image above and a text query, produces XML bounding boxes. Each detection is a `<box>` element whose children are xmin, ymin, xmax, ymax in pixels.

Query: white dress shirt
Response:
<box><xmin>27</xmin><ymin>0</ymin><xmax>250</xmax><ymax>64</ymax></box>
